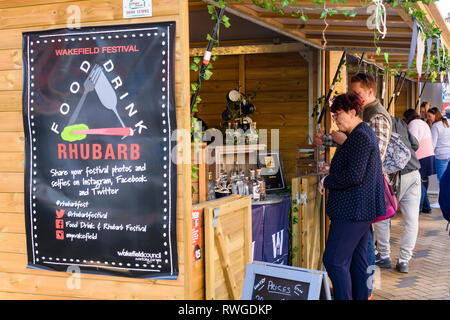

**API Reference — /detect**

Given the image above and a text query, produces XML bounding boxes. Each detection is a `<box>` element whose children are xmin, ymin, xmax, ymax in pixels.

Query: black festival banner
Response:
<box><xmin>22</xmin><ymin>22</ymin><xmax>178</xmax><ymax>279</ymax></box>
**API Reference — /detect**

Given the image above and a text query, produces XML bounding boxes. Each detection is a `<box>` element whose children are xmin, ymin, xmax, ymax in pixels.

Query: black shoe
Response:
<box><xmin>375</xmin><ymin>254</ymin><xmax>392</xmax><ymax>268</ymax></box>
<box><xmin>421</xmin><ymin>209</ymin><xmax>432</xmax><ymax>214</ymax></box>
<box><xmin>395</xmin><ymin>260</ymin><xmax>409</xmax><ymax>273</ymax></box>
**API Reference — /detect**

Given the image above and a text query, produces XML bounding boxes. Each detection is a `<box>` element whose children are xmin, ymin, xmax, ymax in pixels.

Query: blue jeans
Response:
<box><xmin>367</xmin><ymin>226</ymin><xmax>375</xmax><ymax>295</ymax></box>
<box><xmin>323</xmin><ymin>219</ymin><xmax>372</xmax><ymax>300</ymax></box>
<box><xmin>420</xmin><ymin>180</ymin><xmax>431</xmax><ymax>212</ymax></box>
<box><xmin>436</xmin><ymin>158</ymin><xmax>450</xmax><ymax>182</ymax></box>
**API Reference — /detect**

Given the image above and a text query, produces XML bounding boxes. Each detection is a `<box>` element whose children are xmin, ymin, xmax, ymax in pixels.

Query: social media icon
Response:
<box><xmin>55</xmin><ymin>219</ymin><xmax>64</xmax><ymax>229</ymax></box>
<box><xmin>56</xmin><ymin>209</ymin><xmax>65</xmax><ymax>218</ymax></box>
<box><xmin>56</xmin><ymin>230</ymin><xmax>64</xmax><ymax>240</ymax></box>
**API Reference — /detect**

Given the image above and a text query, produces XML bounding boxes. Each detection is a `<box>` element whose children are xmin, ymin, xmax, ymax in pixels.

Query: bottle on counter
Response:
<box><xmin>248</xmin><ymin>122</ymin><xmax>258</xmax><ymax>144</ymax></box>
<box><xmin>207</xmin><ymin>172</ymin><xmax>216</xmax><ymax>201</ymax></box>
<box><xmin>230</xmin><ymin>177</ymin><xmax>238</xmax><ymax>194</ymax></box>
<box><xmin>256</xmin><ymin>168</ymin><xmax>266</xmax><ymax>201</ymax></box>
<box><xmin>249</xmin><ymin>169</ymin><xmax>260</xmax><ymax>201</ymax></box>
<box><xmin>244</xmin><ymin>177</ymin><xmax>250</xmax><ymax>196</ymax></box>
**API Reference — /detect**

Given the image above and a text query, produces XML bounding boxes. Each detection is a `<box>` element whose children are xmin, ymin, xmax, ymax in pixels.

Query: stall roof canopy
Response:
<box><xmin>189</xmin><ymin>0</ymin><xmax>450</xmax><ymax>73</ymax></box>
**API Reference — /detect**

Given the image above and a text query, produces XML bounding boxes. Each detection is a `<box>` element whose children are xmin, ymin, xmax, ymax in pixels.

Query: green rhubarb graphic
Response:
<box><xmin>61</xmin><ymin>124</ymin><xmax>88</xmax><ymax>142</ymax></box>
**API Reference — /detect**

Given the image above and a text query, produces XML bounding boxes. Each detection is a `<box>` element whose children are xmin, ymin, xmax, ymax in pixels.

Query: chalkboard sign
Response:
<box><xmin>242</xmin><ymin>262</ymin><xmax>331</xmax><ymax>300</ymax></box>
<box><xmin>22</xmin><ymin>22</ymin><xmax>178</xmax><ymax>279</ymax></box>
<box><xmin>257</xmin><ymin>150</ymin><xmax>286</xmax><ymax>191</ymax></box>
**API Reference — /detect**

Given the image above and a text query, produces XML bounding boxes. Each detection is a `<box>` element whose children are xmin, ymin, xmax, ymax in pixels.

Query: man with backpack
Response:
<box><xmin>375</xmin><ymin>116</ymin><xmax>421</xmax><ymax>273</ymax></box>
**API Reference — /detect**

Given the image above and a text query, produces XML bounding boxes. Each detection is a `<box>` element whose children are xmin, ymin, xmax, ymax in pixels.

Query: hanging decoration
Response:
<box><xmin>407</xmin><ymin>18</ymin><xmax>418</xmax><ymax>70</ymax></box>
<box><xmin>372</xmin><ymin>0</ymin><xmax>387</xmax><ymax>39</ymax></box>
<box><xmin>416</xmin><ymin>31</ymin><xmax>425</xmax><ymax>82</ymax></box>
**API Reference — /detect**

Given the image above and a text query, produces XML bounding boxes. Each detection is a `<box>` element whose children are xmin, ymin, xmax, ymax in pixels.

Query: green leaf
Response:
<box><xmin>320</xmin><ymin>10</ymin><xmax>327</xmax><ymax>19</ymax></box>
<box><xmin>190</xmin><ymin>62</ymin><xmax>198</xmax><ymax>72</ymax></box>
<box><xmin>328</xmin><ymin>9</ymin><xmax>338</xmax><ymax>16</ymax></box>
<box><xmin>281</xmin><ymin>0</ymin><xmax>289</xmax><ymax>6</ymax></box>
<box><xmin>203</xmin><ymin>69</ymin><xmax>213</xmax><ymax>80</ymax></box>
<box><xmin>300</xmin><ymin>14</ymin><xmax>308</xmax><ymax>22</ymax></box>
<box><xmin>384</xmin><ymin>52</ymin><xmax>389</xmax><ymax>64</ymax></box>
<box><xmin>222</xmin><ymin>15</ymin><xmax>231</xmax><ymax>28</ymax></box>
<box><xmin>193</xmin><ymin>56</ymin><xmax>201</xmax><ymax>64</ymax></box>
<box><xmin>207</xmin><ymin>4</ymin><xmax>215</xmax><ymax>15</ymax></box>
<box><xmin>349</xmin><ymin>11</ymin><xmax>357</xmax><ymax>18</ymax></box>
<box><xmin>206</xmin><ymin>33</ymin><xmax>213</xmax><ymax>41</ymax></box>
<box><xmin>376</xmin><ymin>46</ymin><xmax>381</xmax><ymax>56</ymax></box>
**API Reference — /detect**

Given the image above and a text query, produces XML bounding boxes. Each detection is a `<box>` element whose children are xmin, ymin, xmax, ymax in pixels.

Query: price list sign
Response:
<box><xmin>22</xmin><ymin>22</ymin><xmax>178</xmax><ymax>279</ymax></box>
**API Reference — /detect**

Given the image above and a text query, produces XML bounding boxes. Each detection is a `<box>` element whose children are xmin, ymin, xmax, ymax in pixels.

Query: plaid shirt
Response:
<box><xmin>323</xmin><ymin>114</ymin><xmax>391</xmax><ymax>162</ymax></box>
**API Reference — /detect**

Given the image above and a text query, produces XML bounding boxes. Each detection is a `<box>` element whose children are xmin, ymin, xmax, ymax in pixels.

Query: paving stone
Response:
<box><xmin>371</xmin><ymin>200</ymin><xmax>450</xmax><ymax>300</ymax></box>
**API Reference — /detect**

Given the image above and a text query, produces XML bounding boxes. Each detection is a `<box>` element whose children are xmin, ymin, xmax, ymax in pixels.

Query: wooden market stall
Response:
<box><xmin>0</xmin><ymin>0</ymin><xmax>449</xmax><ymax>301</ymax></box>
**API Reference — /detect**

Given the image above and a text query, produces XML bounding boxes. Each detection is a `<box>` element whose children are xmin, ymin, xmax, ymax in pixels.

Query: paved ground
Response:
<box><xmin>372</xmin><ymin>195</ymin><xmax>450</xmax><ymax>300</ymax></box>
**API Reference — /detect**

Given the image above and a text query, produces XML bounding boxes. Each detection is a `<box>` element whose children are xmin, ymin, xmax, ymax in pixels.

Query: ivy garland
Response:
<box><xmin>190</xmin><ymin>0</ymin><xmax>449</xmax><ymax>190</ymax></box>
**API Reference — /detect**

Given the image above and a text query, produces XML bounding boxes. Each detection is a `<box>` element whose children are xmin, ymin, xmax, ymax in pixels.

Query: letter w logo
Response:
<box><xmin>272</xmin><ymin>230</ymin><xmax>283</xmax><ymax>258</ymax></box>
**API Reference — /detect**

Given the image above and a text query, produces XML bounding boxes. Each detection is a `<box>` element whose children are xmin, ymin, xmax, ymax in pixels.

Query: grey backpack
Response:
<box><xmin>383</xmin><ymin>132</ymin><xmax>411</xmax><ymax>174</ymax></box>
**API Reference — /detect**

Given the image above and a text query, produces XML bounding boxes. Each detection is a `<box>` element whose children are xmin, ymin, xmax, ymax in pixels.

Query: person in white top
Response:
<box><xmin>427</xmin><ymin>107</ymin><xmax>450</xmax><ymax>209</ymax></box>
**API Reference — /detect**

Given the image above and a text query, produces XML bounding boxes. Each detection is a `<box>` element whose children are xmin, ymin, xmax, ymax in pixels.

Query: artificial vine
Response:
<box><xmin>191</xmin><ymin>0</ymin><xmax>449</xmax><ymax>189</ymax></box>
<box><xmin>190</xmin><ymin>1</ymin><xmax>230</xmax><ymax>193</ymax></box>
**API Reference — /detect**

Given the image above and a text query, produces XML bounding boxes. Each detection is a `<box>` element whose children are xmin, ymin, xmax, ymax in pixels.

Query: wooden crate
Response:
<box><xmin>291</xmin><ymin>175</ymin><xmax>326</xmax><ymax>271</ymax></box>
<box><xmin>203</xmin><ymin>195</ymin><xmax>252</xmax><ymax>300</ymax></box>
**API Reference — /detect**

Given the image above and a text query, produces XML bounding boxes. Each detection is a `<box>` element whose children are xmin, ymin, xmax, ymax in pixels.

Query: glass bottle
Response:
<box><xmin>256</xmin><ymin>168</ymin><xmax>266</xmax><ymax>201</ymax></box>
<box><xmin>249</xmin><ymin>169</ymin><xmax>260</xmax><ymax>201</ymax></box>
<box><xmin>230</xmin><ymin>177</ymin><xmax>238</xmax><ymax>194</ymax></box>
<box><xmin>244</xmin><ymin>177</ymin><xmax>250</xmax><ymax>196</ymax></box>
<box><xmin>208</xmin><ymin>172</ymin><xmax>216</xmax><ymax>201</ymax></box>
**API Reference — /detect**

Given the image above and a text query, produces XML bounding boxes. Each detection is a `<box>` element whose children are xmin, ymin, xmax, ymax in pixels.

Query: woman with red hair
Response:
<box><xmin>319</xmin><ymin>93</ymin><xmax>386</xmax><ymax>300</ymax></box>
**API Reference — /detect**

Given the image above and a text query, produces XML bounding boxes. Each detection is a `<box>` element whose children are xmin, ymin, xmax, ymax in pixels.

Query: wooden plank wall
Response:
<box><xmin>0</xmin><ymin>0</ymin><xmax>192</xmax><ymax>299</ymax></box>
<box><xmin>192</xmin><ymin>52</ymin><xmax>312</xmax><ymax>182</ymax></box>
<box><xmin>394</xmin><ymin>80</ymin><xmax>412</xmax><ymax>119</ymax></box>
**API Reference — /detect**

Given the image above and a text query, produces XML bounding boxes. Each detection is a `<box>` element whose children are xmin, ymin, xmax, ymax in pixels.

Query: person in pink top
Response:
<box><xmin>404</xmin><ymin>109</ymin><xmax>436</xmax><ymax>214</ymax></box>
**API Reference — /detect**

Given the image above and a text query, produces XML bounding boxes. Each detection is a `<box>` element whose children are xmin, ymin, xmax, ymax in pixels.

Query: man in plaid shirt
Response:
<box><xmin>315</xmin><ymin>75</ymin><xmax>391</xmax><ymax>161</ymax></box>
<box><xmin>315</xmin><ymin>73</ymin><xmax>392</xmax><ymax>299</ymax></box>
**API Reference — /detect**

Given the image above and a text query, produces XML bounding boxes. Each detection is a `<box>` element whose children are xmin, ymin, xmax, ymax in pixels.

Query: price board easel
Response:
<box><xmin>241</xmin><ymin>262</ymin><xmax>331</xmax><ymax>300</ymax></box>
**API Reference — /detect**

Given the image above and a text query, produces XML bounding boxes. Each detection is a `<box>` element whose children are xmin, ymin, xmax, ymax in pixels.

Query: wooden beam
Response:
<box><xmin>419</xmin><ymin>1</ymin><xmax>450</xmax><ymax>51</ymax></box>
<box><xmin>202</xmin><ymin>0</ymin><xmax>324</xmax><ymax>49</ymax></box>
<box><xmin>284</xmin><ymin>24</ymin><xmax>412</xmax><ymax>36</ymax></box>
<box><xmin>306</xmin><ymin>34</ymin><xmax>411</xmax><ymax>43</ymax></box>
<box><xmin>323</xmin><ymin>41</ymin><xmax>410</xmax><ymax>49</ymax></box>
<box><xmin>393</xmin><ymin>5</ymin><xmax>414</xmax><ymax>29</ymax></box>
<box><xmin>257</xmin><ymin>11</ymin><xmax>405</xmax><ymax>23</ymax></box>
<box><xmin>189</xmin><ymin>42</ymin><xmax>308</xmax><ymax>56</ymax></box>
<box><xmin>188</xmin><ymin>0</ymin><xmax>208</xmax><ymax>12</ymax></box>
<box><xmin>228</xmin><ymin>0</ymin><xmax>373</xmax><ymax>8</ymax></box>
<box><xmin>190</xmin><ymin>37</ymin><xmax>295</xmax><ymax>47</ymax></box>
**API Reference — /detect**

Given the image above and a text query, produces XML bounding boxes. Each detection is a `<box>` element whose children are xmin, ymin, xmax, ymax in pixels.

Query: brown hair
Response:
<box><xmin>427</xmin><ymin>107</ymin><xmax>449</xmax><ymax>128</ymax></box>
<box><xmin>403</xmin><ymin>109</ymin><xmax>420</xmax><ymax>125</ymax></box>
<box><xmin>330</xmin><ymin>93</ymin><xmax>363</xmax><ymax>114</ymax></box>
<box><xmin>350</xmin><ymin>73</ymin><xmax>377</xmax><ymax>92</ymax></box>
<box><xmin>420</xmin><ymin>101</ymin><xmax>430</xmax><ymax>110</ymax></box>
